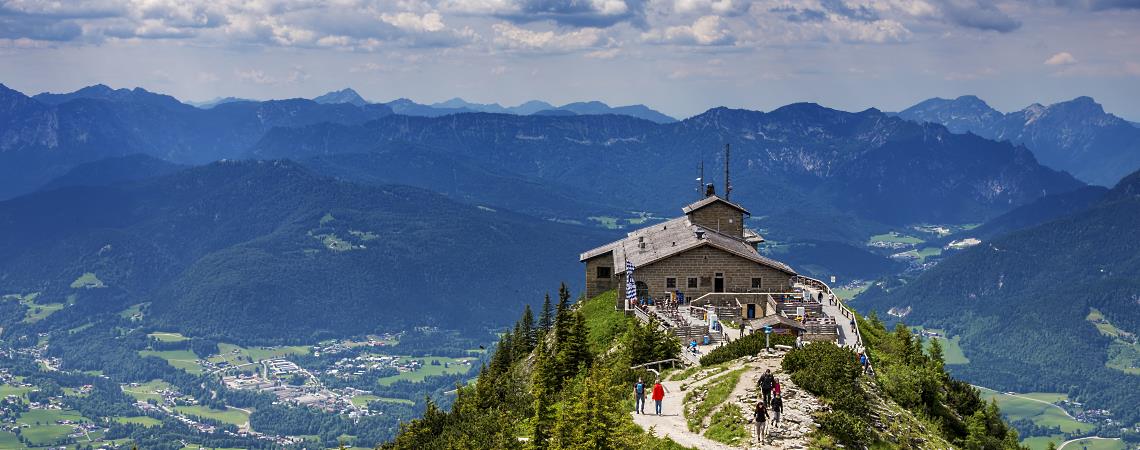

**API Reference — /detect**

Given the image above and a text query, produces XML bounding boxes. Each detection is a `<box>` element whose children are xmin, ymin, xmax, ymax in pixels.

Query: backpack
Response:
<box><xmin>635</xmin><ymin>382</ymin><xmax>645</xmax><ymax>395</ymax></box>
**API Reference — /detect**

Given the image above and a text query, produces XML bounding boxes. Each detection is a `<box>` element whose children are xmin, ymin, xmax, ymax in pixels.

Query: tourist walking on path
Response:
<box><xmin>754</xmin><ymin>400</ymin><xmax>769</xmax><ymax>441</ymax></box>
<box><xmin>859</xmin><ymin>352</ymin><xmax>870</xmax><ymax>374</ymax></box>
<box><xmin>759</xmin><ymin>369</ymin><xmax>775</xmax><ymax>406</ymax></box>
<box><xmin>772</xmin><ymin>378</ymin><xmax>781</xmax><ymax>398</ymax></box>
<box><xmin>771</xmin><ymin>394</ymin><xmax>783</xmax><ymax>428</ymax></box>
<box><xmin>634</xmin><ymin>378</ymin><xmax>646</xmax><ymax>414</ymax></box>
<box><xmin>652</xmin><ymin>380</ymin><xmax>666</xmax><ymax>415</ymax></box>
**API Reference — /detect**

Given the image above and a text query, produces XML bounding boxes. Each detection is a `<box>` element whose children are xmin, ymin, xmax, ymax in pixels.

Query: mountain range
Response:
<box><xmin>858</xmin><ymin>168</ymin><xmax>1140</xmax><ymax>424</ymax></box>
<box><xmin>898</xmin><ymin>95</ymin><xmax>1140</xmax><ymax>187</ymax></box>
<box><xmin>1</xmin><ymin>84</ymin><xmax>1086</xmax><ymax>232</ymax></box>
<box><xmin>0</xmin><ymin>160</ymin><xmax>614</xmax><ymax>343</ymax></box>
<box><xmin>310</xmin><ymin>87</ymin><xmax>678</xmax><ymax>123</ymax></box>
<box><xmin>0</xmin><ymin>83</ymin><xmax>394</xmax><ymax>199</ymax></box>
<box><xmin>253</xmin><ymin>103</ymin><xmax>1084</xmax><ymax>226</ymax></box>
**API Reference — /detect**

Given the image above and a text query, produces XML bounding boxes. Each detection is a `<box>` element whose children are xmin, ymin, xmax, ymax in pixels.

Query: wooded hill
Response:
<box><xmin>0</xmin><ymin>160</ymin><xmax>615</xmax><ymax>344</ymax></box>
<box><xmin>859</xmin><ymin>168</ymin><xmax>1140</xmax><ymax>425</ymax></box>
<box><xmin>383</xmin><ymin>288</ymin><xmax>1028</xmax><ymax>450</ymax></box>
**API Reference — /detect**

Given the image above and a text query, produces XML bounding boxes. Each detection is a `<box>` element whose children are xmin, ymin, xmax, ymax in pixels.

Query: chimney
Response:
<box><xmin>695</xmin><ymin>230</ymin><xmax>705</xmax><ymax>239</ymax></box>
<box><xmin>705</xmin><ymin>183</ymin><xmax>716</xmax><ymax>198</ymax></box>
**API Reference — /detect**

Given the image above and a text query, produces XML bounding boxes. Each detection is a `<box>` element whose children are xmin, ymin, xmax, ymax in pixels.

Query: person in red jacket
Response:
<box><xmin>651</xmin><ymin>380</ymin><xmax>666</xmax><ymax>415</ymax></box>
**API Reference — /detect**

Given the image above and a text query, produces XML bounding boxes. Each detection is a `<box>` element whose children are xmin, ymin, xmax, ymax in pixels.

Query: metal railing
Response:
<box><xmin>793</xmin><ymin>275</ymin><xmax>873</xmax><ymax>374</ymax></box>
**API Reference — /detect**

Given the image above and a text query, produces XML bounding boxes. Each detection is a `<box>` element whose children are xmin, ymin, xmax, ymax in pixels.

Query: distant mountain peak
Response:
<box><xmin>313</xmin><ymin>88</ymin><xmax>368</xmax><ymax>107</ymax></box>
<box><xmin>899</xmin><ymin>94</ymin><xmax>1139</xmax><ymax>186</ymax></box>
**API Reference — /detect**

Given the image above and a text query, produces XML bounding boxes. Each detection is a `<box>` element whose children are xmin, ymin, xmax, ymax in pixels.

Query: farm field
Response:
<box><xmin>121</xmin><ymin>379</ymin><xmax>175</xmax><ymax>402</ymax></box>
<box><xmin>174</xmin><ymin>405</ymin><xmax>249</xmax><ymax>426</ymax></box>
<box><xmin>0</xmin><ymin>383</ymin><xmax>35</xmax><ymax>400</ymax></box>
<box><xmin>209</xmin><ymin>343</ymin><xmax>310</xmax><ymax>365</ymax></box>
<box><xmin>148</xmin><ymin>331</ymin><xmax>189</xmax><ymax>342</ymax></box>
<box><xmin>1058</xmin><ymin>437</ymin><xmax>1125</xmax><ymax>450</ymax></box>
<box><xmin>375</xmin><ymin>356</ymin><xmax>474</xmax><ymax>386</ymax></box>
<box><xmin>868</xmin><ymin>231</ymin><xmax>924</xmax><ymax>245</ymax></box>
<box><xmin>16</xmin><ymin>409</ymin><xmax>91</xmax><ymax>446</ymax></box>
<box><xmin>912</xmin><ymin>327</ymin><xmax>970</xmax><ymax>365</ymax></box>
<box><xmin>138</xmin><ymin>349</ymin><xmax>203</xmax><ymax>374</ymax></box>
<box><xmin>114</xmin><ymin>416</ymin><xmax>163</xmax><ymax>427</ymax></box>
<box><xmin>977</xmin><ymin>388</ymin><xmax>1093</xmax><ymax>434</ymax></box>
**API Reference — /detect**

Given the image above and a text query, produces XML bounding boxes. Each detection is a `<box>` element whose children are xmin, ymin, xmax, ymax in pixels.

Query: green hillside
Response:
<box><xmin>382</xmin><ymin>288</ymin><xmax>1029</xmax><ymax>450</ymax></box>
<box><xmin>0</xmin><ymin>160</ymin><xmax>614</xmax><ymax>344</ymax></box>
<box><xmin>859</xmin><ymin>171</ymin><xmax>1140</xmax><ymax>426</ymax></box>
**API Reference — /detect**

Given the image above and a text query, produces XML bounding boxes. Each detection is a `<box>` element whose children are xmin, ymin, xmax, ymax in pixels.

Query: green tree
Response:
<box><xmin>965</xmin><ymin>410</ymin><xmax>988</xmax><ymax>450</ymax></box>
<box><xmin>531</xmin><ymin>343</ymin><xmax>555</xmax><ymax>449</ymax></box>
<box><xmin>556</xmin><ymin>312</ymin><xmax>592</xmax><ymax>382</ymax></box>
<box><xmin>928</xmin><ymin>337</ymin><xmax>945</xmax><ymax>373</ymax></box>
<box><xmin>539</xmin><ymin>293</ymin><xmax>555</xmax><ymax>332</ymax></box>
<box><xmin>520</xmin><ymin>304</ymin><xmax>536</xmax><ymax>354</ymax></box>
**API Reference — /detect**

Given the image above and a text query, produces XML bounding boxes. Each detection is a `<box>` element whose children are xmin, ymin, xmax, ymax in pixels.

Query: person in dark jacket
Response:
<box><xmin>758</xmin><ymin>369</ymin><xmax>775</xmax><ymax>405</ymax></box>
<box><xmin>634</xmin><ymin>378</ymin><xmax>646</xmax><ymax>414</ymax></box>
<box><xmin>771</xmin><ymin>393</ymin><xmax>783</xmax><ymax>428</ymax></box>
<box><xmin>754</xmin><ymin>400</ymin><xmax>769</xmax><ymax>440</ymax></box>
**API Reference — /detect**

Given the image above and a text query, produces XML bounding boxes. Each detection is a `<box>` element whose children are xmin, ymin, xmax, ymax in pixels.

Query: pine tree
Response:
<box><xmin>511</xmin><ymin>321</ymin><xmax>527</xmax><ymax>362</ymax></box>
<box><xmin>965</xmin><ymin>410</ymin><xmax>988</xmax><ymax>450</ymax></box>
<box><xmin>558</xmin><ymin>282</ymin><xmax>571</xmax><ymax>310</ymax></box>
<box><xmin>488</xmin><ymin>333</ymin><xmax>514</xmax><ymax>378</ymax></box>
<box><xmin>539</xmin><ymin>293</ymin><xmax>554</xmax><ymax>332</ymax></box>
<box><xmin>521</xmin><ymin>304</ymin><xmax>536</xmax><ymax>353</ymax></box>
<box><xmin>556</xmin><ymin>311</ymin><xmax>592</xmax><ymax>381</ymax></box>
<box><xmin>531</xmin><ymin>342</ymin><xmax>555</xmax><ymax>449</ymax></box>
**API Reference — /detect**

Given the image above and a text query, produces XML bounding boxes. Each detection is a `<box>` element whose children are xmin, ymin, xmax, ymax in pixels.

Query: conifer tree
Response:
<box><xmin>556</xmin><ymin>311</ymin><xmax>592</xmax><ymax>380</ymax></box>
<box><xmin>531</xmin><ymin>342</ymin><xmax>555</xmax><ymax>449</ymax></box>
<box><xmin>488</xmin><ymin>333</ymin><xmax>514</xmax><ymax>377</ymax></box>
<box><xmin>521</xmin><ymin>304</ymin><xmax>536</xmax><ymax>352</ymax></box>
<box><xmin>539</xmin><ymin>293</ymin><xmax>554</xmax><ymax>332</ymax></box>
<box><xmin>928</xmin><ymin>337</ymin><xmax>946</xmax><ymax>374</ymax></box>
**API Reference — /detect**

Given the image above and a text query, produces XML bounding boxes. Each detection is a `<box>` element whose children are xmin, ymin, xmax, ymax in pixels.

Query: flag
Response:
<box><xmin>625</xmin><ymin>260</ymin><xmax>637</xmax><ymax>310</ymax></box>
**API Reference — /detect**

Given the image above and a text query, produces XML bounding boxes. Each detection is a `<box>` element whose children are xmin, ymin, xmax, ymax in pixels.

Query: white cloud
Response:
<box><xmin>671</xmin><ymin>0</ymin><xmax>750</xmax><ymax>16</ymax></box>
<box><xmin>381</xmin><ymin>11</ymin><xmax>446</xmax><ymax>33</ymax></box>
<box><xmin>1044</xmin><ymin>51</ymin><xmax>1077</xmax><ymax>65</ymax></box>
<box><xmin>235</xmin><ymin>68</ymin><xmax>276</xmax><ymax>85</ymax></box>
<box><xmin>234</xmin><ymin>66</ymin><xmax>309</xmax><ymax>85</ymax></box>
<box><xmin>491</xmin><ymin>22</ymin><xmax>610</xmax><ymax>52</ymax></box>
<box><xmin>443</xmin><ymin>0</ymin><xmax>644</xmax><ymax>28</ymax></box>
<box><xmin>643</xmin><ymin>15</ymin><xmax>734</xmax><ymax>45</ymax></box>
<box><xmin>585</xmin><ymin>48</ymin><xmax>621</xmax><ymax>58</ymax></box>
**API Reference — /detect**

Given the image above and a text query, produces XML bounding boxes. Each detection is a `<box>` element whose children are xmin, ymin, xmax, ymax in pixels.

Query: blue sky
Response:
<box><xmin>2</xmin><ymin>0</ymin><xmax>1138</xmax><ymax>119</ymax></box>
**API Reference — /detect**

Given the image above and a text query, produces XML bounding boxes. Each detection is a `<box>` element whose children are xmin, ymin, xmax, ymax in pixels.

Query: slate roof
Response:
<box><xmin>579</xmin><ymin>216</ymin><xmax>795</xmax><ymax>275</ymax></box>
<box><xmin>681</xmin><ymin>195</ymin><xmax>750</xmax><ymax>216</ymax></box>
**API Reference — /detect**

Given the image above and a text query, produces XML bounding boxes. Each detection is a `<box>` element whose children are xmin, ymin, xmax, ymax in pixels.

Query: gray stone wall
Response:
<box><xmin>633</xmin><ymin>246</ymin><xmax>791</xmax><ymax>301</ymax></box>
<box><xmin>583</xmin><ymin>253</ymin><xmax>616</xmax><ymax>300</ymax></box>
<box><xmin>688</xmin><ymin>202</ymin><xmax>744</xmax><ymax>237</ymax></box>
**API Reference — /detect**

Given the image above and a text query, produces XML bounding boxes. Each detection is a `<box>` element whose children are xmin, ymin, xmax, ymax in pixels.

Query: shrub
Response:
<box><xmin>699</xmin><ymin>332</ymin><xmax>795</xmax><ymax>366</ymax></box>
<box><xmin>817</xmin><ymin>410</ymin><xmax>871</xmax><ymax>447</ymax></box>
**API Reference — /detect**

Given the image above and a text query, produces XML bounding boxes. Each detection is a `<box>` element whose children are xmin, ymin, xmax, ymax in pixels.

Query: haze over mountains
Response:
<box><xmin>310</xmin><ymin>87</ymin><xmax>679</xmax><ymax>123</ymax></box>
<box><xmin>898</xmin><ymin>95</ymin><xmax>1140</xmax><ymax>187</ymax></box>
<box><xmin>3</xmin><ymin>81</ymin><xmax>1140</xmax><ymax>446</ymax></box>
<box><xmin>0</xmin><ymin>160</ymin><xmax>612</xmax><ymax>343</ymax></box>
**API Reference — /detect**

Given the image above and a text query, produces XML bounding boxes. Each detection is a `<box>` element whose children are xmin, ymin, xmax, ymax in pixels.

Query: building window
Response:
<box><xmin>687</xmin><ymin>277</ymin><xmax>698</xmax><ymax>288</ymax></box>
<box><xmin>751</xmin><ymin>278</ymin><xmax>763</xmax><ymax>289</ymax></box>
<box><xmin>666</xmin><ymin>277</ymin><xmax>677</xmax><ymax>289</ymax></box>
<box><xmin>596</xmin><ymin>266</ymin><xmax>611</xmax><ymax>279</ymax></box>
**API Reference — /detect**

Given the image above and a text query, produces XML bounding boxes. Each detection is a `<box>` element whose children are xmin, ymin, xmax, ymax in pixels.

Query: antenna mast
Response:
<box><xmin>697</xmin><ymin>160</ymin><xmax>705</xmax><ymax>199</ymax></box>
<box><xmin>723</xmin><ymin>143</ymin><xmax>731</xmax><ymax>200</ymax></box>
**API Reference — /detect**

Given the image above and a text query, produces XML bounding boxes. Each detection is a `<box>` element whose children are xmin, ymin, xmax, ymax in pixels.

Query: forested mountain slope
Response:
<box><xmin>859</xmin><ymin>169</ymin><xmax>1140</xmax><ymax>423</ymax></box>
<box><xmin>0</xmin><ymin>160</ymin><xmax>615</xmax><ymax>343</ymax></box>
